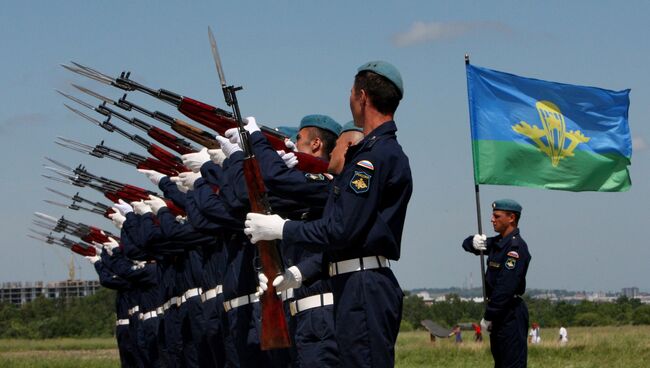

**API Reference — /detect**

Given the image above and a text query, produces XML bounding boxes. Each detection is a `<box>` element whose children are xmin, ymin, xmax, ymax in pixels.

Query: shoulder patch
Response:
<box><xmin>349</xmin><ymin>171</ymin><xmax>372</xmax><ymax>193</ymax></box>
<box><xmin>356</xmin><ymin>160</ymin><xmax>374</xmax><ymax>171</ymax></box>
<box><xmin>505</xmin><ymin>258</ymin><xmax>516</xmax><ymax>270</ymax></box>
<box><xmin>507</xmin><ymin>251</ymin><xmax>519</xmax><ymax>259</ymax></box>
<box><xmin>305</xmin><ymin>173</ymin><xmax>325</xmax><ymax>181</ymax></box>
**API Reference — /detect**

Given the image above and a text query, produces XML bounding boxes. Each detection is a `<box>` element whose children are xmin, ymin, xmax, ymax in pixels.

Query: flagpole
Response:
<box><xmin>465</xmin><ymin>54</ymin><xmax>487</xmax><ymax>304</ymax></box>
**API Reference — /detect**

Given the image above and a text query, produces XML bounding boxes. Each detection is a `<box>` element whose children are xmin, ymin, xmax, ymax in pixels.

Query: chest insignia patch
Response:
<box><xmin>488</xmin><ymin>261</ymin><xmax>501</xmax><ymax>268</ymax></box>
<box><xmin>350</xmin><ymin>171</ymin><xmax>371</xmax><ymax>193</ymax></box>
<box><xmin>507</xmin><ymin>251</ymin><xmax>519</xmax><ymax>259</ymax></box>
<box><xmin>356</xmin><ymin>160</ymin><xmax>374</xmax><ymax>171</ymax></box>
<box><xmin>505</xmin><ymin>257</ymin><xmax>516</xmax><ymax>269</ymax></box>
<box><xmin>305</xmin><ymin>173</ymin><xmax>325</xmax><ymax>181</ymax></box>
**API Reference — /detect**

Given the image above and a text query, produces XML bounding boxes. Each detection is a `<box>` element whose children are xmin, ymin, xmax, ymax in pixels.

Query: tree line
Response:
<box><xmin>400</xmin><ymin>292</ymin><xmax>650</xmax><ymax>331</ymax></box>
<box><xmin>1</xmin><ymin>289</ymin><xmax>650</xmax><ymax>338</ymax></box>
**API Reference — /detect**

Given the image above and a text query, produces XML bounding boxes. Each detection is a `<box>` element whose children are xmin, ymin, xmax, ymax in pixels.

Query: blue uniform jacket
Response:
<box><xmin>94</xmin><ymin>260</ymin><xmax>132</xmax><ymax>319</ymax></box>
<box><xmin>283</xmin><ymin>121</ymin><xmax>413</xmax><ymax>262</ymax></box>
<box><xmin>103</xmin><ymin>249</ymin><xmax>161</xmax><ymax>312</ymax></box>
<box><xmin>462</xmin><ymin>228</ymin><xmax>531</xmax><ymax>322</ymax></box>
<box><xmin>158</xmin><ymin>176</ymin><xmax>188</xmax><ymax>210</ymax></box>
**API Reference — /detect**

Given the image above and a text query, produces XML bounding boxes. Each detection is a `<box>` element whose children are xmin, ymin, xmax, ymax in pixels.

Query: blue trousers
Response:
<box><xmin>116</xmin><ymin>324</ymin><xmax>142</xmax><ymax>368</ymax></box>
<box><xmin>331</xmin><ymin>268</ymin><xmax>403</xmax><ymax>368</ymax></box>
<box><xmin>203</xmin><ymin>295</ymin><xmax>226</xmax><ymax>367</ymax></box>
<box><xmin>293</xmin><ymin>304</ymin><xmax>339</xmax><ymax>367</ymax></box>
<box><xmin>490</xmin><ymin>299</ymin><xmax>529</xmax><ymax>368</ymax></box>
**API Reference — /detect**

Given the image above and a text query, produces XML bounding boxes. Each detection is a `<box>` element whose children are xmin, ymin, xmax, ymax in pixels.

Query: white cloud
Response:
<box><xmin>392</xmin><ymin>21</ymin><xmax>513</xmax><ymax>47</ymax></box>
<box><xmin>632</xmin><ymin>136</ymin><xmax>647</xmax><ymax>152</ymax></box>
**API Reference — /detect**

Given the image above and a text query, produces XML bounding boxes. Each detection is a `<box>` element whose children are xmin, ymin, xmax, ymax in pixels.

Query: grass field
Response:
<box><xmin>0</xmin><ymin>326</ymin><xmax>648</xmax><ymax>367</ymax></box>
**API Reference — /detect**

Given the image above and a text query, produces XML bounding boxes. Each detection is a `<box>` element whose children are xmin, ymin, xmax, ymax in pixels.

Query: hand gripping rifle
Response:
<box><xmin>208</xmin><ymin>26</ymin><xmax>290</xmax><ymax>350</ymax></box>
<box><xmin>62</xmin><ymin>62</ymin><xmax>329</xmax><ymax>174</ymax></box>
<box><xmin>28</xmin><ymin>230</ymin><xmax>97</xmax><ymax>257</ymax></box>
<box><xmin>42</xmin><ymin>158</ymin><xmax>185</xmax><ymax>216</ymax></box>
<box><xmin>56</xmin><ymin>137</ymin><xmax>179</xmax><ymax>176</ymax></box>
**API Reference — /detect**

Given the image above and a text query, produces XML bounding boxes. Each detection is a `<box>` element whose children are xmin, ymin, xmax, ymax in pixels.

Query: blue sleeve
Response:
<box><xmin>293</xmin><ymin>251</ymin><xmax>324</xmax><ymax>284</ymax></box>
<box><xmin>157</xmin><ymin>207</ymin><xmax>216</xmax><ymax>248</ymax></box>
<box><xmin>200</xmin><ymin>161</ymin><xmax>225</xmax><ymax>187</ymax></box>
<box><xmin>462</xmin><ymin>236</ymin><xmax>495</xmax><ymax>255</ymax></box>
<box><xmin>158</xmin><ymin>176</ymin><xmax>187</xmax><ymax>210</ymax></box>
<box><xmin>191</xmin><ymin>178</ymin><xmax>244</xmax><ymax>229</ymax></box>
<box><xmin>94</xmin><ymin>261</ymin><xmax>130</xmax><ymax>290</ymax></box>
<box><xmin>219</xmin><ymin>151</ymin><xmax>250</xmax><ymax>213</ymax></box>
<box><xmin>250</xmin><ymin>131</ymin><xmax>330</xmax><ymax>207</ymax></box>
<box><xmin>103</xmin><ymin>251</ymin><xmax>157</xmax><ymax>286</ymax></box>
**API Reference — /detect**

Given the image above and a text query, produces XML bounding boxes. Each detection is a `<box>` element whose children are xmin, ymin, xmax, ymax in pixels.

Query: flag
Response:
<box><xmin>466</xmin><ymin>64</ymin><xmax>632</xmax><ymax>192</ymax></box>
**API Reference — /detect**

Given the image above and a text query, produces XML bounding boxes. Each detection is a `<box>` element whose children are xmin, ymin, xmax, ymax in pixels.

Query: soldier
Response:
<box><xmin>462</xmin><ymin>199</ymin><xmax>531</xmax><ymax>368</ymax></box>
<box><xmin>245</xmin><ymin>60</ymin><xmax>412</xmax><ymax>368</ymax></box>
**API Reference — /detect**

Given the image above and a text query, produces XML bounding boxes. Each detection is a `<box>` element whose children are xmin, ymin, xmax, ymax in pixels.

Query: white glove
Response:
<box><xmin>85</xmin><ymin>255</ymin><xmax>100</xmax><ymax>264</ymax></box>
<box><xmin>138</xmin><ymin>169</ymin><xmax>167</xmax><ymax>186</ymax></box>
<box><xmin>284</xmin><ymin>139</ymin><xmax>297</xmax><ymax>152</ymax></box>
<box><xmin>215</xmin><ymin>134</ymin><xmax>242</xmax><ymax>158</ymax></box>
<box><xmin>174</xmin><ymin>180</ymin><xmax>189</xmax><ymax>193</ymax></box>
<box><xmin>273</xmin><ymin>266</ymin><xmax>302</xmax><ymax>292</ymax></box>
<box><xmin>243</xmin><ymin>213</ymin><xmax>287</xmax><ymax>244</ymax></box>
<box><xmin>243</xmin><ymin>116</ymin><xmax>261</xmax><ymax>134</ymax></box>
<box><xmin>131</xmin><ymin>200</ymin><xmax>152</xmax><ymax>215</ymax></box>
<box><xmin>277</xmin><ymin>150</ymin><xmax>298</xmax><ymax>169</ymax></box>
<box><xmin>144</xmin><ymin>195</ymin><xmax>167</xmax><ymax>215</ymax></box>
<box><xmin>208</xmin><ymin>148</ymin><xmax>227</xmax><ymax>166</ymax></box>
<box><xmin>181</xmin><ymin>147</ymin><xmax>211</xmax><ymax>173</ymax></box>
<box><xmin>108</xmin><ymin>209</ymin><xmax>126</xmax><ymax>230</ymax></box>
<box><xmin>258</xmin><ymin>272</ymin><xmax>269</xmax><ymax>293</ymax></box>
<box><xmin>91</xmin><ymin>243</ymin><xmax>103</xmax><ymax>257</ymax></box>
<box><xmin>103</xmin><ymin>237</ymin><xmax>120</xmax><ymax>251</ymax></box>
<box><xmin>473</xmin><ymin>234</ymin><xmax>487</xmax><ymax>251</ymax></box>
<box><xmin>113</xmin><ymin>199</ymin><xmax>133</xmax><ymax>216</ymax></box>
<box><xmin>224</xmin><ymin>127</ymin><xmax>242</xmax><ymax>145</ymax></box>
<box><xmin>480</xmin><ymin>318</ymin><xmax>492</xmax><ymax>333</ymax></box>
<box><xmin>173</xmin><ymin>171</ymin><xmax>202</xmax><ymax>190</ymax></box>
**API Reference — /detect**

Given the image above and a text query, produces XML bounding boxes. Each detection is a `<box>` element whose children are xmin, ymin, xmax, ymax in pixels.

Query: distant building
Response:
<box><xmin>622</xmin><ymin>287</ymin><xmax>639</xmax><ymax>299</ymax></box>
<box><xmin>0</xmin><ymin>280</ymin><xmax>101</xmax><ymax>305</ymax></box>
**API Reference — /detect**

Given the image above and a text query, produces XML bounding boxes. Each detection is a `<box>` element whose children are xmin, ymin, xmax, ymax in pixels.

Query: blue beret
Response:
<box><xmin>274</xmin><ymin>126</ymin><xmax>298</xmax><ymax>140</ymax></box>
<box><xmin>340</xmin><ymin>120</ymin><xmax>363</xmax><ymax>135</ymax></box>
<box><xmin>299</xmin><ymin>114</ymin><xmax>342</xmax><ymax>136</ymax></box>
<box><xmin>357</xmin><ymin>60</ymin><xmax>404</xmax><ymax>98</ymax></box>
<box><xmin>492</xmin><ymin>199</ymin><xmax>522</xmax><ymax>213</ymax></box>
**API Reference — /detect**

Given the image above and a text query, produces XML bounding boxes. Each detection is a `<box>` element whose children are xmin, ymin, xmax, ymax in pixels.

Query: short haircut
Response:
<box><xmin>354</xmin><ymin>70</ymin><xmax>401</xmax><ymax>115</ymax></box>
<box><xmin>305</xmin><ymin>126</ymin><xmax>338</xmax><ymax>156</ymax></box>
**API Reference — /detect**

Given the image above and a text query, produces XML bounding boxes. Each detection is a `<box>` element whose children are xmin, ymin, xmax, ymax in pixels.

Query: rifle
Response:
<box><xmin>45</xmin><ymin>186</ymin><xmax>112</xmax><ymax>218</ymax></box>
<box><xmin>62</xmin><ymin>62</ymin><xmax>329</xmax><ymax>174</ymax></box>
<box><xmin>59</xmin><ymin>95</ymin><xmax>188</xmax><ymax>174</ymax></box>
<box><xmin>57</xmin><ymin>89</ymin><xmax>197</xmax><ymax>155</ymax></box>
<box><xmin>208</xmin><ymin>26</ymin><xmax>290</xmax><ymax>350</ymax></box>
<box><xmin>42</xmin><ymin>158</ymin><xmax>186</xmax><ymax>216</ymax></box>
<box><xmin>72</xmin><ymin>85</ymin><xmax>221</xmax><ymax>150</ymax></box>
<box><xmin>28</xmin><ymin>230</ymin><xmax>97</xmax><ymax>257</ymax></box>
<box><xmin>33</xmin><ymin>212</ymin><xmax>115</xmax><ymax>246</ymax></box>
<box><xmin>56</xmin><ymin>137</ymin><xmax>178</xmax><ymax>176</ymax></box>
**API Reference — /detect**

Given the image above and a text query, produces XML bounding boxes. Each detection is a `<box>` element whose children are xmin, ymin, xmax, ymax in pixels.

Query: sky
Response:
<box><xmin>0</xmin><ymin>1</ymin><xmax>648</xmax><ymax>293</ymax></box>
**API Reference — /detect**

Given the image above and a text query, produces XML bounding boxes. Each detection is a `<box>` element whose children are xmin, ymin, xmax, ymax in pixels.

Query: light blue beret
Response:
<box><xmin>299</xmin><ymin>114</ymin><xmax>342</xmax><ymax>136</ymax></box>
<box><xmin>357</xmin><ymin>60</ymin><xmax>404</xmax><ymax>97</ymax></box>
<box><xmin>492</xmin><ymin>199</ymin><xmax>522</xmax><ymax>213</ymax></box>
<box><xmin>340</xmin><ymin>120</ymin><xmax>363</xmax><ymax>135</ymax></box>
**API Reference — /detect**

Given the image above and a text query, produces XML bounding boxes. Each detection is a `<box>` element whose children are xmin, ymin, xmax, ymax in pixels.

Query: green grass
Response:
<box><xmin>1</xmin><ymin>326</ymin><xmax>649</xmax><ymax>367</ymax></box>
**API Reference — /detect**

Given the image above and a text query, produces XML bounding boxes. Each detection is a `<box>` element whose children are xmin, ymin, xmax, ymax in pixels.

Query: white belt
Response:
<box><xmin>280</xmin><ymin>288</ymin><xmax>294</xmax><ymax>301</ymax></box>
<box><xmin>156</xmin><ymin>307</ymin><xmax>164</xmax><ymax>315</ymax></box>
<box><xmin>201</xmin><ymin>285</ymin><xmax>223</xmax><ymax>302</ymax></box>
<box><xmin>290</xmin><ymin>293</ymin><xmax>334</xmax><ymax>316</ymax></box>
<box><xmin>170</xmin><ymin>297</ymin><xmax>179</xmax><ymax>308</ymax></box>
<box><xmin>329</xmin><ymin>256</ymin><xmax>390</xmax><ymax>276</ymax></box>
<box><xmin>223</xmin><ymin>292</ymin><xmax>259</xmax><ymax>312</ymax></box>
<box><xmin>128</xmin><ymin>305</ymin><xmax>140</xmax><ymax>316</ymax></box>
<box><xmin>116</xmin><ymin>319</ymin><xmax>130</xmax><ymax>326</ymax></box>
<box><xmin>163</xmin><ymin>301</ymin><xmax>172</xmax><ymax>311</ymax></box>
<box><xmin>141</xmin><ymin>311</ymin><xmax>158</xmax><ymax>321</ymax></box>
<box><xmin>179</xmin><ymin>288</ymin><xmax>202</xmax><ymax>306</ymax></box>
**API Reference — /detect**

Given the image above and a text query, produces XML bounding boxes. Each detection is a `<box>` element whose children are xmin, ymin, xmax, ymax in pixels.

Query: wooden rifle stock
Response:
<box><xmin>242</xmin><ymin>158</ymin><xmax>291</xmax><ymax>350</ymax></box>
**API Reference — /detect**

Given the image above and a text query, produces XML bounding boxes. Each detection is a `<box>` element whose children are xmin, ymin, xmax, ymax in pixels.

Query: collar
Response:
<box><xmin>347</xmin><ymin>120</ymin><xmax>397</xmax><ymax>159</ymax></box>
<box><xmin>496</xmin><ymin>228</ymin><xmax>520</xmax><ymax>249</ymax></box>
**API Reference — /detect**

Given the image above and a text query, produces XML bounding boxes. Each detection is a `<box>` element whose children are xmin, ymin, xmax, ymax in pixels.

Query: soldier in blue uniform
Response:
<box><xmin>462</xmin><ymin>199</ymin><xmax>531</xmax><ymax>368</ymax></box>
<box><xmin>245</xmin><ymin>60</ymin><xmax>412</xmax><ymax>368</ymax></box>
